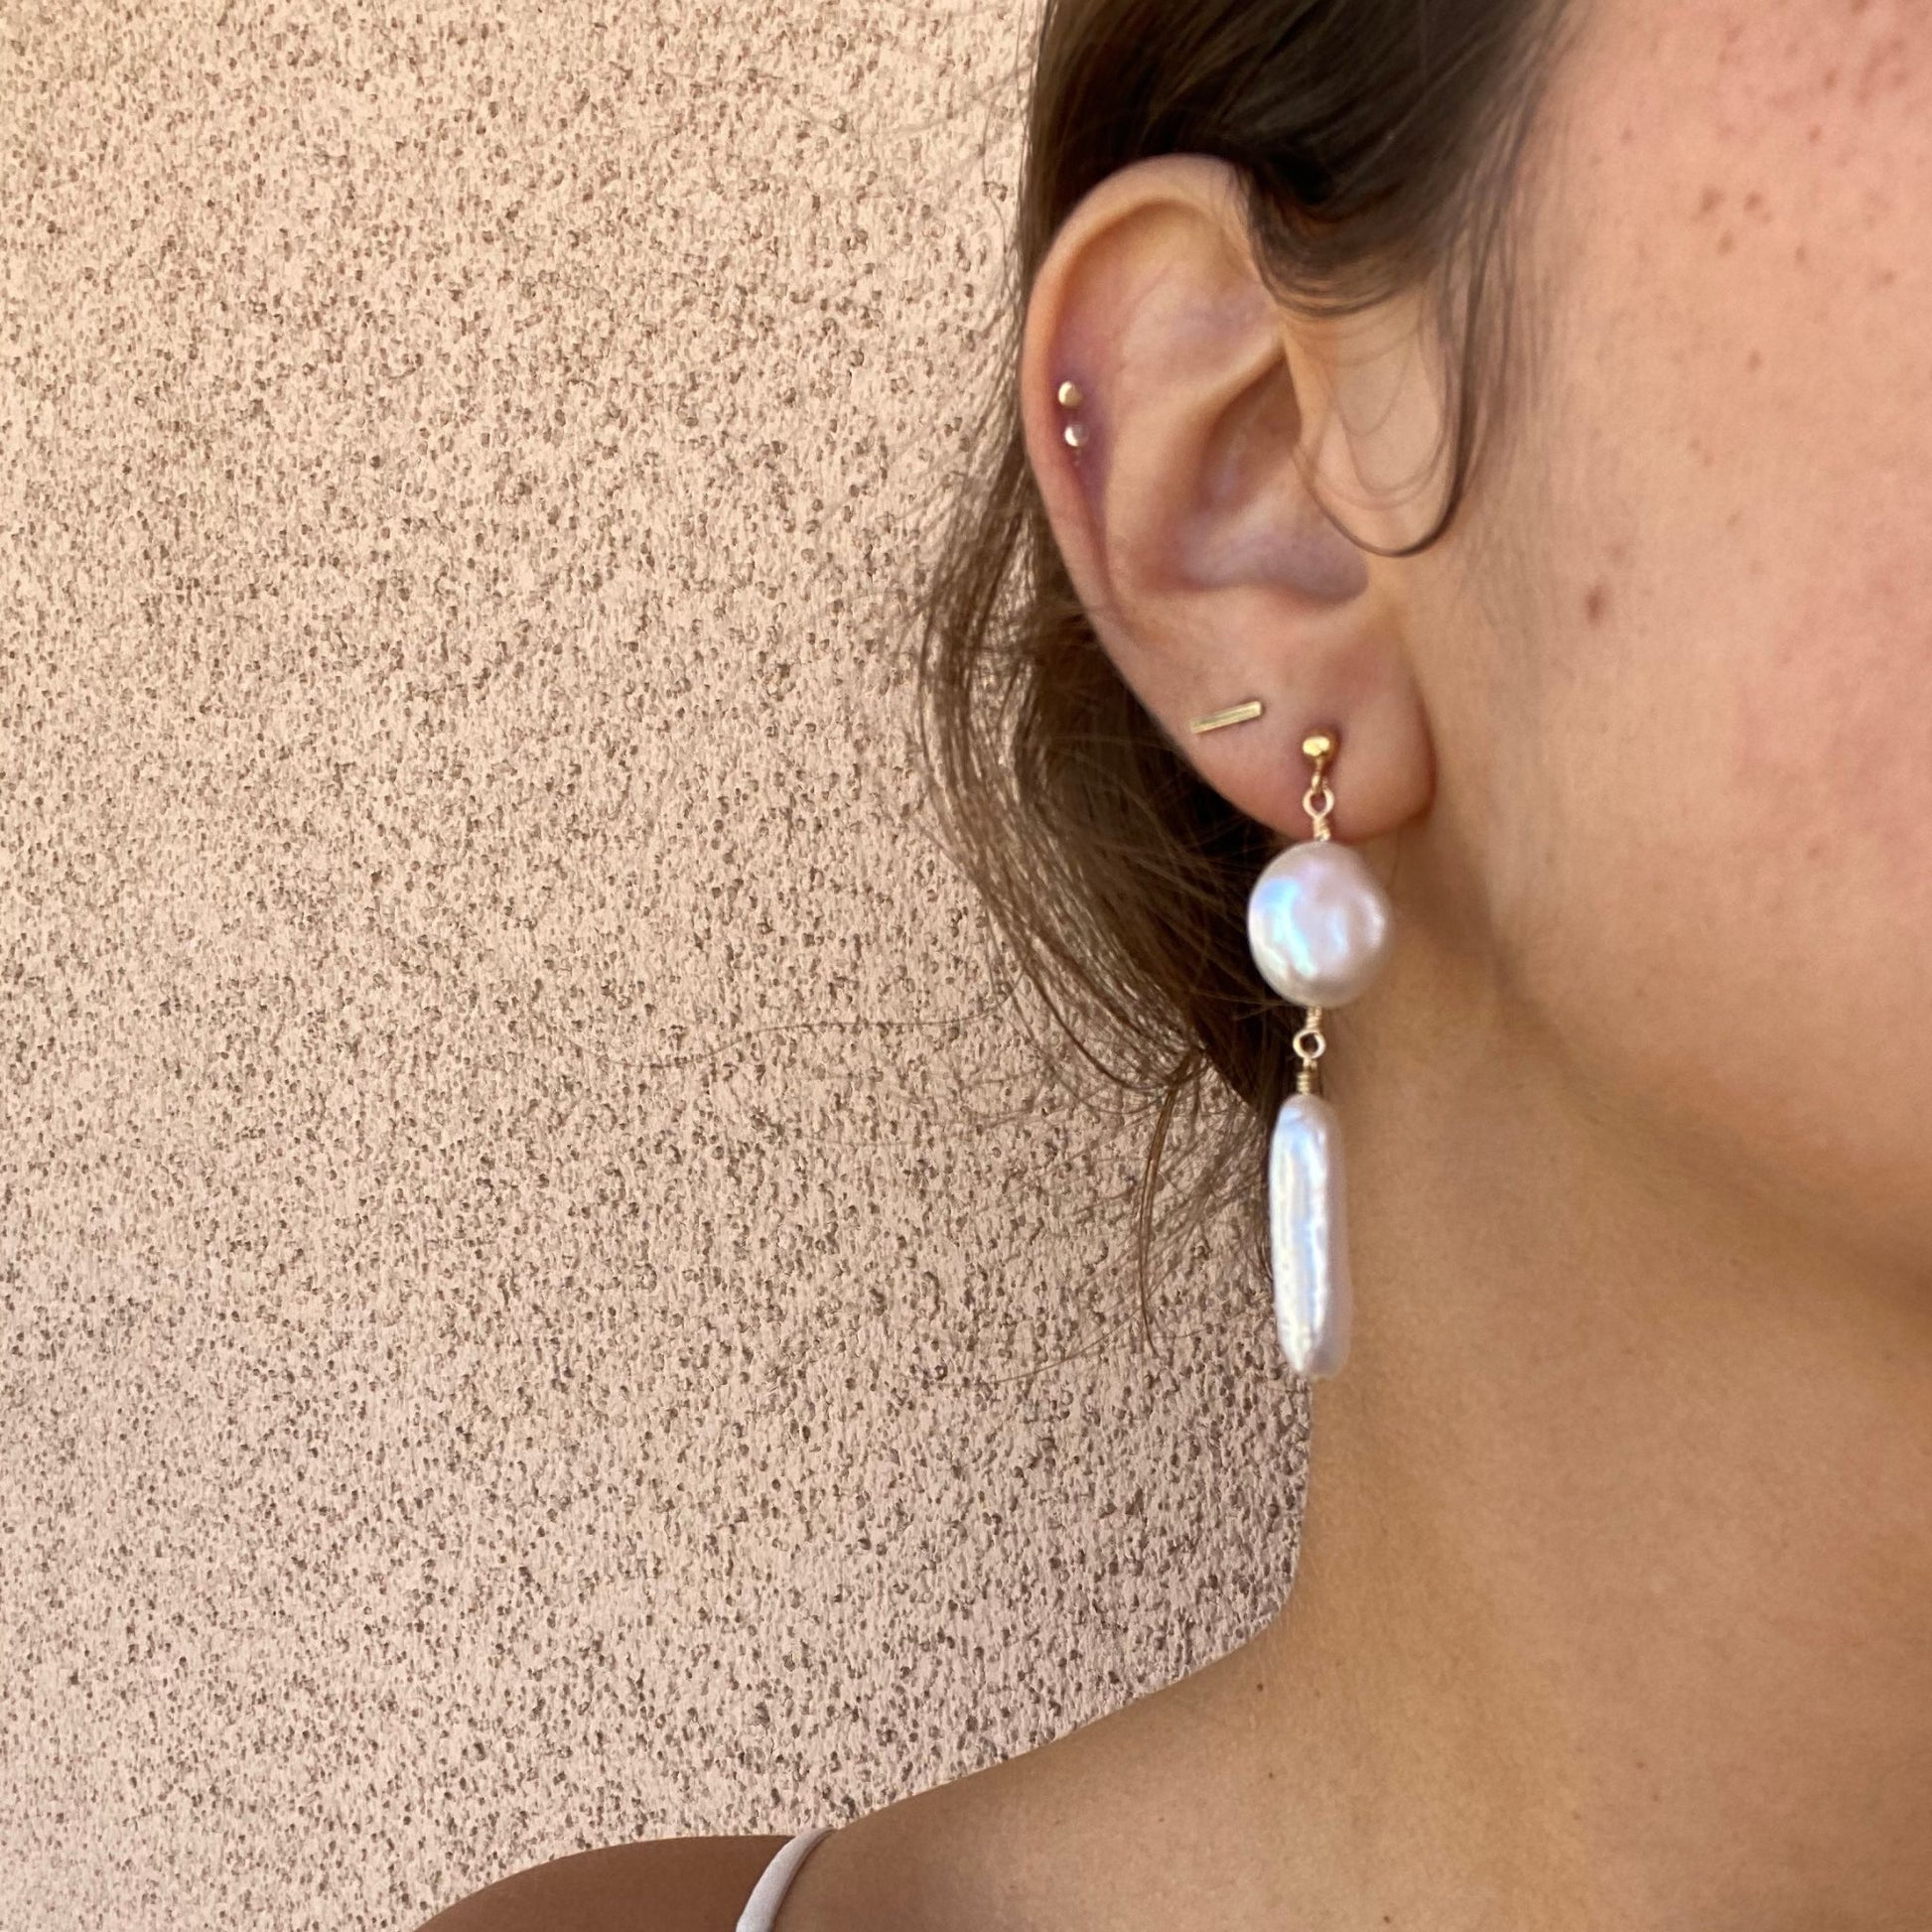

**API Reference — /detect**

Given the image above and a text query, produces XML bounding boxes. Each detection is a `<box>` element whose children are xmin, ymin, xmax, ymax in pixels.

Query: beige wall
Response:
<box><xmin>0</xmin><ymin>4</ymin><xmax>1307</xmax><ymax>1926</ymax></box>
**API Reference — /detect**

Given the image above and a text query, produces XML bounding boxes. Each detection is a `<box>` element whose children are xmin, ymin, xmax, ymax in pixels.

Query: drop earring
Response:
<box><xmin>1245</xmin><ymin>729</ymin><xmax>1394</xmax><ymax>1379</ymax></box>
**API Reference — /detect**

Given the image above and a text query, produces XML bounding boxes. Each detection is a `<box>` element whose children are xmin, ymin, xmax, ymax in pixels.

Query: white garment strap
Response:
<box><xmin>736</xmin><ymin>1827</ymin><xmax>836</xmax><ymax>1932</ymax></box>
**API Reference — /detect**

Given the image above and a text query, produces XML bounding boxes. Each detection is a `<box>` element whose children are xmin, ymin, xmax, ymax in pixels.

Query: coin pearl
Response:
<box><xmin>1246</xmin><ymin>839</ymin><xmax>1393</xmax><ymax>1008</ymax></box>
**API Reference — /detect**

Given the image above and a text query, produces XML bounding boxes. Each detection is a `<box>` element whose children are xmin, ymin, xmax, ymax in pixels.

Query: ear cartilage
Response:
<box><xmin>1189</xmin><ymin>699</ymin><xmax>1265</xmax><ymax>735</ymax></box>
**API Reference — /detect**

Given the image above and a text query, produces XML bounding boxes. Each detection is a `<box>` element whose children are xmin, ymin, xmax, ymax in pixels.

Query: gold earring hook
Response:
<box><xmin>1302</xmin><ymin>729</ymin><xmax>1337</xmax><ymax>840</ymax></box>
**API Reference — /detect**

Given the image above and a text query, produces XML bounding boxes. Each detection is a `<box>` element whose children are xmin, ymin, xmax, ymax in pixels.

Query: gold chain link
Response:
<box><xmin>1293</xmin><ymin>737</ymin><xmax>1335</xmax><ymax>1093</ymax></box>
<box><xmin>1302</xmin><ymin>777</ymin><xmax>1334</xmax><ymax>839</ymax></box>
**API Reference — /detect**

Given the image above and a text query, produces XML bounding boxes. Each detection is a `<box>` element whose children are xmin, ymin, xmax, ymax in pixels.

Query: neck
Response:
<box><xmin>810</xmin><ymin>839</ymin><xmax>1932</xmax><ymax>1932</ymax></box>
<box><xmin>1221</xmin><ymin>887</ymin><xmax>1932</xmax><ymax>1928</ymax></box>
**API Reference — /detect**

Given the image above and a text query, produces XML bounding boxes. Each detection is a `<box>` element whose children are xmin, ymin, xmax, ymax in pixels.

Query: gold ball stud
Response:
<box><xmin>1302</xmin><ymin>730</ymin><xmax>1336</xmax><ymax>761</ymax></box>
<box><xmin>1056</xmin><ymin>379</ymin><xmax>1083</xmax><ymax>409</ymax></box>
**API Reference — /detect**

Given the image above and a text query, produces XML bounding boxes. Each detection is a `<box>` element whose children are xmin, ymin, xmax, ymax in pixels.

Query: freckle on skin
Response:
<box><xmin>1743</xmin><ymin>191</ymin><xmax>1764</xmax><ymax>214</ymax></box>
<box><xmin>1584</xmin><ymin>582</ymin><xmax>1610</xmax><ymax>626</ymax></box>
<box><xmin>1698</xmin><ymin>186</ymin><xmax>1724</xmax><ymax>216</ymax></box>
<box><xmin>1857</xmin><ymin>37</ymin><xmax>1908</xmax><ymax>106</ymax></box>
<box><xmin>1746</xmin><ymin>348</ymin><xmax>1761</xmax><ymax>371</ymax></box>
<box><xmin>1718</xmin><ymin>231</ymin><xmax>1735</xmax><ymax>254</ymax></box>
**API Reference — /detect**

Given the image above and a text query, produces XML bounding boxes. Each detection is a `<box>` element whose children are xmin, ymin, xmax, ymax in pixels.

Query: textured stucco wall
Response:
<box><xmin>0</xmin><ymin>4</ymin><xmax>1308</xmax><ymax>1927</ymax></box>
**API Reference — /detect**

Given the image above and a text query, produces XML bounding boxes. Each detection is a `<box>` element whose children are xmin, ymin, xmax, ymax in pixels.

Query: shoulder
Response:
<box><xmin>413</xmin><ymin>1833</ymin><xmax>796</xmax><ymax>1932</ymax></box>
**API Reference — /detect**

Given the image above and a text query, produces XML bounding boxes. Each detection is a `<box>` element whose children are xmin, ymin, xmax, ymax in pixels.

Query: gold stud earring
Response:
<box><xmin>1056</xmin><ymin>378</ymin><xmax>1088</xmax><ymax>448</ymax></box>
<box><xmin>1189</xmin><ymin>698</ymin><xmax>1265</xmax><ymax>735</ymax></box>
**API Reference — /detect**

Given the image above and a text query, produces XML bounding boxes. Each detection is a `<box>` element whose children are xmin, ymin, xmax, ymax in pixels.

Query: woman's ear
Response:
<box><xmin>1019</xmin><ymin>154</ymin><xmax>1438</xmax><ymax>843</ymax></box>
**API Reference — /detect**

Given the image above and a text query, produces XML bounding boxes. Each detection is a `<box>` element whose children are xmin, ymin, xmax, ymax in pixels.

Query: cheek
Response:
<box><xmin>1486</xmin><ymin>0</ymin><xmax>1932</xmax><ymax>1266</ymax></box>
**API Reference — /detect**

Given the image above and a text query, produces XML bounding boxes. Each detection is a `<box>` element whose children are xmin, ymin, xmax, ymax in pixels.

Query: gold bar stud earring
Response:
<box><xmin>1189</xmin><ymin>699</ymin><xmax>1265</xmax><ymax>735</ymax></box>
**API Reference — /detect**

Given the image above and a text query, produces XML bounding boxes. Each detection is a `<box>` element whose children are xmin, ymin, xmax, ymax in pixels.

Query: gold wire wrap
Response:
<box><xmin>1293</xmin><ymin>731</ymin><xmax>1337</xmax><ymax>1093</ymax></box>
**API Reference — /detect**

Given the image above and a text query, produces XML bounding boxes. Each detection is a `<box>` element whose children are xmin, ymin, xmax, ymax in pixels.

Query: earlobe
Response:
<box><xmin>1017</xmin><ymin>155</ymin><xmax>1438</xmax><ymax>844</ymax></box>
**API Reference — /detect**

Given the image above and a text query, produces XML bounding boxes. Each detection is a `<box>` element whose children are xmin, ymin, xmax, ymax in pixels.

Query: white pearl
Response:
<box><xmin>1268</xmin><ymin>1093</ymin><xmax>1351</xmax><ymax>1379</ymax></box>
<box><xmin>1246</xmin><ymin>839</ymin><xmax>1393</xmax><ymax>1008</ymax></box>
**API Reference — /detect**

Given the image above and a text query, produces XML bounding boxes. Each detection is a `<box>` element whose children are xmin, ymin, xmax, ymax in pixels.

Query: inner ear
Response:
<box><xmin>1184</xmin><ymin>357</ymin><xmax>1370</xmax><ymax>601</ymax></box>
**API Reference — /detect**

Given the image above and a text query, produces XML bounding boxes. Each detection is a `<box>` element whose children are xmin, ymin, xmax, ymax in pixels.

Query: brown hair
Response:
<box><xmin>915</xmin><ymin>0</ymin><xmax>1579</xmax><ymax>1338</ymax></box>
